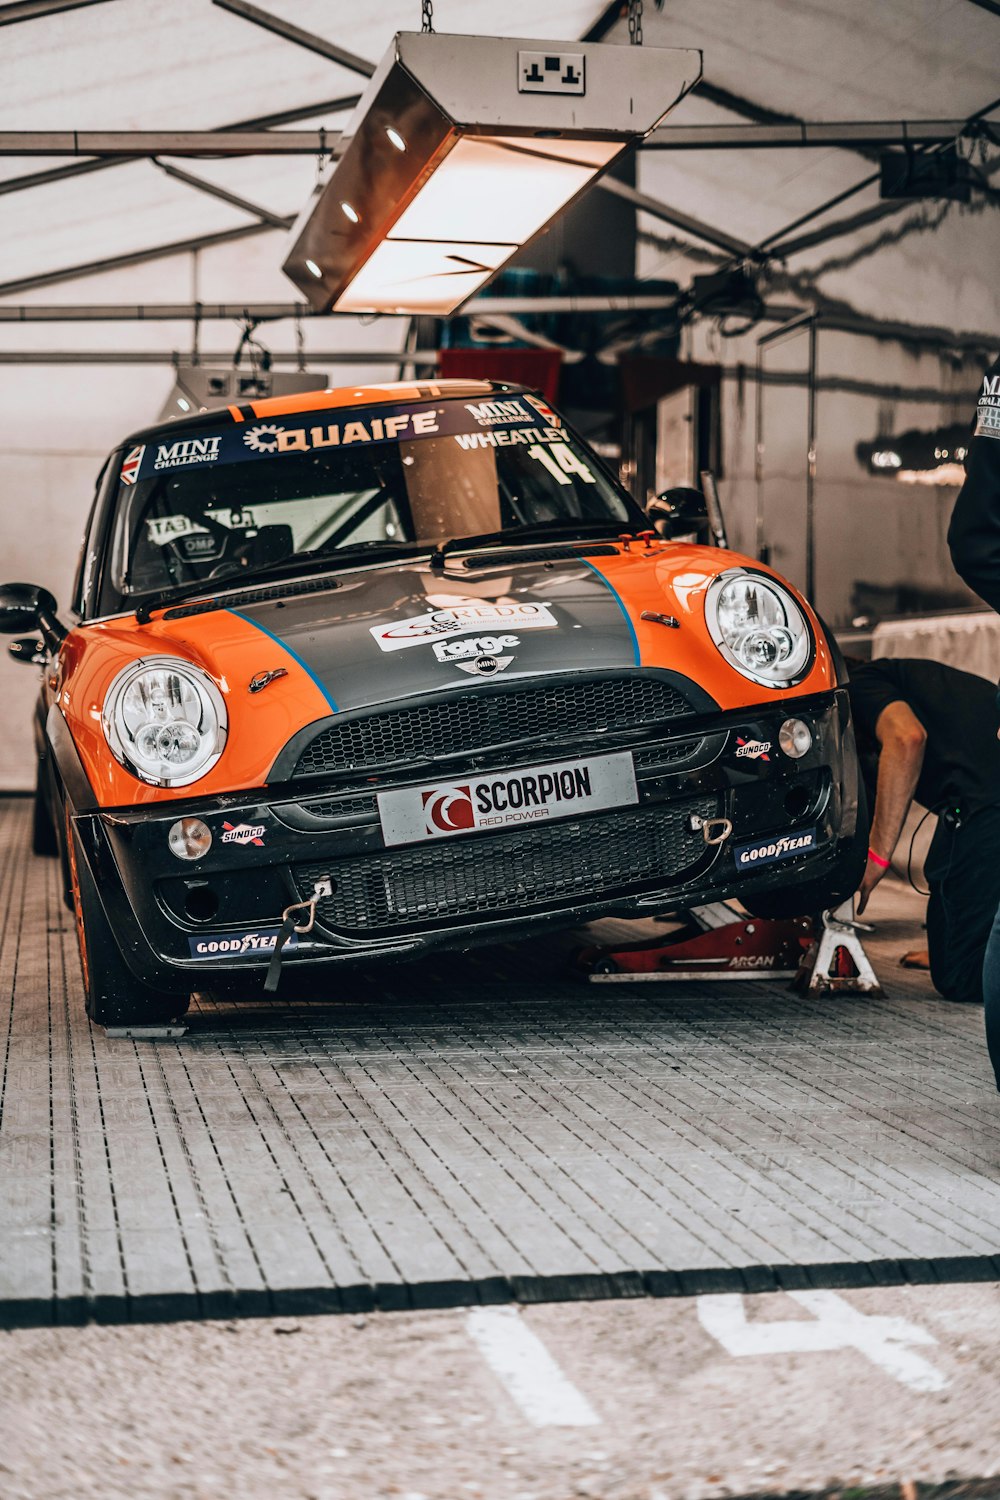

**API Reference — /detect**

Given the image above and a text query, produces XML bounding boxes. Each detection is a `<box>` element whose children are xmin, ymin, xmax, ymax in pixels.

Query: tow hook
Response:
<box><xmin>265</xmin><ymin>877</ymin><xmax>333</xmax><ymax>993</ymax></box>
<box><xmin>688</xmin><ymin>813</ymin><xmax>734</xmax><ymax>847</ymax></box>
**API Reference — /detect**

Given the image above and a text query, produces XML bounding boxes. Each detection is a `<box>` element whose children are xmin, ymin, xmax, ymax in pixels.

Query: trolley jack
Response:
<box><xmin>575</xmin><ymin>898</ymin><xmax>883</xmax><ymax>996</ymax></box>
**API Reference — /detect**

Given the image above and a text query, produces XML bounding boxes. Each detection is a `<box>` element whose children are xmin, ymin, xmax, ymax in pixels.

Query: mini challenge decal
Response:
<box><xmin>976</xmin><ymin>372</ymin><xmax>1000</xmax><ymax>441</ymax></box>
<box><xmin>734</xmin><ymin>829</ymin><xmax>817</xmax><ymax>868</ymax></box>
<box><xmin>372</xmin><ymin>602</ymin><xmax>556</xmax><ymax>653</ymax></box>
<box><xmin>377</xmin><ymin>751</ymin><xmax>638</xmax><ymax>847</ymax></box>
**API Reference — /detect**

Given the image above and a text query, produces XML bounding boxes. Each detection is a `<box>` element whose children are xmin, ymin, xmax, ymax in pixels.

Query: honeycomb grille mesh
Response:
<box><xmin>294</xmin><ymin>796</ymin><xmax>716</xmax><ymax>934</ymax></box>
<box><xmin>293</xmin><ymin>676</ymin><xmax>696</xmax><ymax>777</ymax></box>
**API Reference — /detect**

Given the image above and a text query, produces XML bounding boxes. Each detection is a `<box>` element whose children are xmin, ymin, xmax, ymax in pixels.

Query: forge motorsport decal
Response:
<box><xmin>371</xmin><ymin>602</ymin><xmax>555</xmax><ymax>653</ymax></box>
<box><xmin>121</xmin><ymin>395</ymin><xmax>567</xmax><ymax>486</ymax></box>
<box><xmin>733</xmin><ymin>829</ymin><xmax>817</xmax><ymax>868</ymax></box>
<box><xmin>377</xmin><ymin>751</ymin><xmax>638</xmax><ymax>848</ymax></box>
<box><xmin>976</xmin><ymin>372</ymin><xmax>1000</xmax><ymax>441</ymax></box>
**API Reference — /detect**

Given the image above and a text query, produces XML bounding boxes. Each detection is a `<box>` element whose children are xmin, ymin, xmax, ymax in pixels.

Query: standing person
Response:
<box><xmin>948</xmin><ymin>351</ymin><xmax>1000</xmax><ymax>1089</ymax></box>
<box><xmin>848</xmin><ymin>658</ymin><xmax>1000</xmax><ymax>1008</ymax></box>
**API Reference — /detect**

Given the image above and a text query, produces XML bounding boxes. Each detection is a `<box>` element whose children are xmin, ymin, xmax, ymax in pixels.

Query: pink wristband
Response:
<box><xmin>867</xmin><ymin>847</ymin><xmax>890</xmax><ymax>870</ymax></box>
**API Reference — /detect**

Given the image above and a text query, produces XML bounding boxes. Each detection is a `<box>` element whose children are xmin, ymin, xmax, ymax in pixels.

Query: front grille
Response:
<box><xmin>293</xmin><ymin>675</ymin><xmax>697</xmax><ymax>777</ymax></box>
<box><xmin>294</xmin><ymin>795</ymin><xmax>717</xmax><ymax>934</ymax></box>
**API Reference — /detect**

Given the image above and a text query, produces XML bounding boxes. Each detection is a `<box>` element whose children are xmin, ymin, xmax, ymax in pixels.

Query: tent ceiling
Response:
<box><xmin>0</xmin><ymin>0</ymin><xmax>996</xmax><ymax>340</ymax></box>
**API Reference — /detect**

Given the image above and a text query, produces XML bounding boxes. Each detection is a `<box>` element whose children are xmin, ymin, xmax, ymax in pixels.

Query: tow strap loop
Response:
<box><xmin>264</xmin><ymin>896</ymin><xmax>318</xmax><ymax>994</ymax></box>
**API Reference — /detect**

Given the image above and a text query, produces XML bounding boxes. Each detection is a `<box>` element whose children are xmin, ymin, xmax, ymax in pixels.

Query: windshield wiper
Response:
<box><xmin>133</xmin><ymin>540</ymin><xmax>425</xmax><ymax>624</ymax></box>
<box><xmin>429</xmin><ymin>520</ymin><xmax>635</xmax><ymax>571</ymax></box>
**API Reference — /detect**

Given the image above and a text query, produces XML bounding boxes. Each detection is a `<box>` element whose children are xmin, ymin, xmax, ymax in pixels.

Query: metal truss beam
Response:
<box><xmin>0</xmin><ymin>0</ymin><xmax>113</xmax><ymax>23</ymax></box>
<box><xmin>0</xmin><ymin>349</ymin><xmax>434</xmax><ymax>365</ymax></box>
<box><xmin>0</xmin><ymin>222</ymin><xmax>283</xmax><ymax>297</ymax></box>
<box><xmin>0</xmin><ymin>294</ymin><xmax>683</xmax><ymax>322</ymax></box>
<box><xmin>644</xmin><ymin>120</ymin><xmax>972</xmax><ymax>150</ymax></box>
<box><xmin>0</xmin><ymin>130</ymin><xmax>326</xmax><ymax>156</ymax></box>
<box><xmin>152</xmin><ymin>160</ymin><xmax>290</xmax><ymax>229</ymax></box>
<box><xmin>0</xmin><ymin>97</ymin><xmax>358</xmax><ymax>198</ymax></box>
<box><xmin>595</xmin><ymin>176</ymin><xmax>754</xmax><ymax>259</ymax></box>
<box><xmin>211</xmin><ymin>0</ymin><xmax>375</xmax><ymax>76</ymax></box>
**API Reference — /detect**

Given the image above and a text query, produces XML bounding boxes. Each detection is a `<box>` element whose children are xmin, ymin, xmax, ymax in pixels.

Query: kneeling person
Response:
<box><xmin>848</xmin><ymin>657</ymin><xmax>1000</xmax><ymax>1005</ymax></box>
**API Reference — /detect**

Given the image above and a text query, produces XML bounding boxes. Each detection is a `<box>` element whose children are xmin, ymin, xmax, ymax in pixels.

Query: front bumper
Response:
<box><xmin>74</xmin><ymin>687</ymin><xmax>861</xmax><ymax>989</ymax></box>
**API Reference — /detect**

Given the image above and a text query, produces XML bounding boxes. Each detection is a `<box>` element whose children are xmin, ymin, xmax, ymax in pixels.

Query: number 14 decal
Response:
<box><xmin>527</xmin><ymin>443</ymin><xmax>597</xmax><ymax>486</ymax></box>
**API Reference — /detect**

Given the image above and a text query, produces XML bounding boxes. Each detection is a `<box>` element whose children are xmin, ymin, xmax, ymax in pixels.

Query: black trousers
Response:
<box><xmin>923</xmin><ymin>807</ymin><xmax>1000</xmax><ymax>1019</ymax></box>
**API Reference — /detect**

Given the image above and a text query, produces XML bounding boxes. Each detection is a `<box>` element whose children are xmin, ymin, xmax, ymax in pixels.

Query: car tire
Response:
<box><xmin>31</xmin><ymin>767</ymin><xmax>58</xmax><ymax>856</ymax></box>
<box><xmin>68</xmin><ymin>822</ymin><xmax>189</xmax><ymax>1028</ymax></box>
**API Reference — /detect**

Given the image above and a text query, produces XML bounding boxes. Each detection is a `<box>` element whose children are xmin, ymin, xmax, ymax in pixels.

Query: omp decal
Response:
<box><xmin>734</xmin><ymin>829</ymin><xmax>817</xmax><ymax>867</ymax></box>
<box><xmin>228</xmin><ymin>609</ymin><xmax>339</xmax><ymax>713</ymax></box>
<box><xmin>579</xmin><ymin>558</ymin><xmax>640</xmax><ymax>668</ymax></box>
<box><xmin>189</xmin><ymin>928</ymin><xmax>297</xmax><ymax>958</ymax></box>
<box><xmin>371</xmin><ymin>602</ymin><xmax>556</xmax><ymax>653</ymax></box>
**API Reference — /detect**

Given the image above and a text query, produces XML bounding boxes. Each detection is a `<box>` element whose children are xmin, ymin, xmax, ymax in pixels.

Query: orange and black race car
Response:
<box><xmin>1</xmin><ymin>379</ymin><xmax>865</xmax><ymax>1027</ymax></box>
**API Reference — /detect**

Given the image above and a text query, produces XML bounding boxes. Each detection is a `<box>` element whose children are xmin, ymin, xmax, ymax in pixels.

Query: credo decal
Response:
<box><xmin>188</xmin><ymin>929</ymin><xmax>297</xmax><ymax>959</ymax></box>
<box><xmin>377</xmin><ymin>751</ymin><xmax>638</xmax><ymax>847</ymax></box>
<box><xmin>371</xmin><ymin>602</ymin><xmax>556</xmax><ymax>653</ymax></box>
<box><xmin>220</xmin><ymin>821</ymin><xmax>265</xmax><ymax>846</ymax></box>
<box><xmin>733</xmin><ymin>829</ymin><xmax>817</xmax><ymax>868</ymax></box>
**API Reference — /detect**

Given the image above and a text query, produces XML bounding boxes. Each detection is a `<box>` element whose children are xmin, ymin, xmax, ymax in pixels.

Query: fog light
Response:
<box><xmin>168</xmin><ymin>817</ymin><xmax>212</xmax><ymax>861</ymax></box>
<box><xmin>779</xmin><ymin>718</ymin><xmax>812</xmax><ymax>759</ymax></box>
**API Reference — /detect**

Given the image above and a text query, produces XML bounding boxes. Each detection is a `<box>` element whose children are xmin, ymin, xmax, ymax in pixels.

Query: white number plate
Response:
<box><xmin>377</xmin><ymin>751</ymin><xmax>638</xmax><ymax>848</ymax></box>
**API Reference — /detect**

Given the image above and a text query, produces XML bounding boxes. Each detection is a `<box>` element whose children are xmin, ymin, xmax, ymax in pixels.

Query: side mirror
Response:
<box><xmin>8</xmin><ymin>636</ymin><xmax>46</xmax><ymax>666</ymax></box>
<box><xmin>646</xmin><ymin>487</ymin><xmax>711</xmax><ymax>541</ymax></box>
<box><xmin>0</xmin><ymin>583</ymin><xmax>66</xmax><ymax>652</ymax></box>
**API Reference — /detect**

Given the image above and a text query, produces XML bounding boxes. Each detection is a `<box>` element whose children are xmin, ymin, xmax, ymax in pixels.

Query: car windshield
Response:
<box><xmin>103</xmin><ymin>392</ymin><xmax>640</xmax><ymax>613</ymax></box>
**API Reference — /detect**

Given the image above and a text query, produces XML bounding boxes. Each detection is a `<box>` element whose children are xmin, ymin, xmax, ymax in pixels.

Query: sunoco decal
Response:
<box><xmin>735</xmin><ymin>737</ymin><xmax>772</xmax><ymax>761</ymax></box>
<box><xmin>734</xmin><ymin>829</ymin><xmax>817</xmax><ymax>868</ymax></box>
<box><xmin>220</xmin><ymin>821</ymin><xmax>265</xmax><ymax>847</ymax></box>
<box><xmin>371</xmin><ymin>602</ymin><xmax>556</xmax><ymax>653</ymax></box>
<box><xmin>188</xmin><ymin>928</ymin><xmax>297</xmax><ymax>959</ymax></box>
<box><xmin>377</xmin><ymin>750</ymin><xmax>637</xmax><ymax>847</ymax></box>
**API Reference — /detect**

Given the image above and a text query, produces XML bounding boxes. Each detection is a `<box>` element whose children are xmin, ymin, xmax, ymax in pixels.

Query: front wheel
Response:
<box><xmin>69</xmin><ymin>823</ymin><xmax>189</xmax><ymax>1028</ymax></box>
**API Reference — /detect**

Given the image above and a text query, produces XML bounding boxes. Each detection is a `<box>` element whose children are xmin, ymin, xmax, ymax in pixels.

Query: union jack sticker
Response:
<box><xmin>524</xmin><ymin>394</ymin><xmax>560</xmax><ymax>426</ymax></box>
<box><xmin>120</xmin><ymin>445</ymin><xmax>145</xmax><ymax>485</ymax></box>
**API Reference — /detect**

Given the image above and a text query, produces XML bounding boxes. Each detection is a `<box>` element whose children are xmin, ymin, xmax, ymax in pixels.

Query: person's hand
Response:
<box><xmin>857</xmin><ymin>850</ymin><xmax>889</xmax><ymax>915</ymax></box>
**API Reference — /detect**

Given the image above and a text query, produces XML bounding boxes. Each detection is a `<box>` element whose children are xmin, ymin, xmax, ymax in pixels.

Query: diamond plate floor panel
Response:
<box><xmin>2</xmin><ymin>796</ymin><xmax>999</xmax><ymax>1326</ymax></box>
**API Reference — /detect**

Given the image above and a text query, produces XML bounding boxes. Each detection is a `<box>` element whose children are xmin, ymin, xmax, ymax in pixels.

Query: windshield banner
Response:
<box><xmin>120</xmin><ymin>394</ymin><xmax>563</xmax><ymax>486</ymax></box>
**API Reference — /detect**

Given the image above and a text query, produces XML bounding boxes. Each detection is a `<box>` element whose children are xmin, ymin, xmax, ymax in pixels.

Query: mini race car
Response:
<box><xmin>0</xmin><ymin>379</ymin><xmax>865</xmax><ymax>1027</ymax></box>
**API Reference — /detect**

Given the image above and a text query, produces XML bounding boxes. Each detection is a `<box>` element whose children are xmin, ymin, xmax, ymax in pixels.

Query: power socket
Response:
<box><xmin>518</xmin><ymin>50</ymin><xmax>586</xmax><ymax>95</ymax></box>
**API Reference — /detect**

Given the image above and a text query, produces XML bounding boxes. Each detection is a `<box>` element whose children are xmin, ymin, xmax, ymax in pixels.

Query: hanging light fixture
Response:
<box><xmin>283</xmin><ymin>32</ymin><xmax>701</xmax><ymax>317</ymax></box>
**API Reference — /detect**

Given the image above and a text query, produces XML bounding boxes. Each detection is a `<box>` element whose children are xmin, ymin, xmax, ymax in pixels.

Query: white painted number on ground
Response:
<box><xmin>697</xmin><ymin>1290</ymin><xmax>948</xmax><ymax>1393</ymax></box>
<box><xmin>466</xmin><ymin>1307</ymin><xmax>599</xmax><ymax>1426</ymax></box>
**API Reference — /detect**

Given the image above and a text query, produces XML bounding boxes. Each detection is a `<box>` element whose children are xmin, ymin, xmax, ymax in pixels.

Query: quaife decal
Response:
<box><xmin>735</xmin><ymin>737</ymin><xmax>772</xmax><ymax>761</ymax></box>
<box><xmin>188</xmin><ymin>929</ymin><xmax>297</xmax><ymax>958</ymax></box>
<box><xmin>377</xmin><ymin>750</ymin><xmax>638</xmax><ymax>847</ymax></box>
<box><xmin>220</xmin><ymin>821</ymin><xmax>265</xmax><ymax>846</ymax></box>
<box><xmin>432</xmin><ymin>633</ymin><xmax>519</xmax><ymax>662</ymax></box>
<box><xmin>734</xmin><ymin>829</ymin><xmax>817</xmax><ymax>868</ymax></box>
<box><xmin>122</xmin><ymin>396</ymin><xmax>568</xmax><ymax>485</ymax></box>
<box><xmin>372</xmin><ymin>602</ymin><xmax>556</xmax><ymax>653</ymax></box>
<box><xmin>976</xmin><ymin>373</ymin><xmax>1000</xmax><ymax>441</ymax></box>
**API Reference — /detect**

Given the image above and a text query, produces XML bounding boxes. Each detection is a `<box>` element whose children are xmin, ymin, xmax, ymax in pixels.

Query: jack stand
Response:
<box><xmin>796</xmin><ymin>899</ymin><xmax>884</xmax><ymax>997</ymax></box>
<box><xmin>575</xmin><ymin>901</ymin><xmax>813</xmax><ymax>982</ymax></box>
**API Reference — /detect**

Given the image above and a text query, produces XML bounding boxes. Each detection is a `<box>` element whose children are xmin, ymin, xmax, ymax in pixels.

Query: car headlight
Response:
<box><xmin>102</xmin><ymin>656</ymin><xmax>227</xmax><ymax>787</ymax></box>
<box><xmin>705</xmin><ymin>569</ymin><xmax>813</xmax><ymax>688</ymax></box>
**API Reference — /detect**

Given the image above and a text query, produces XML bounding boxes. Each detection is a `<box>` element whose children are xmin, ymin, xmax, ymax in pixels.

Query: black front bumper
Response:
<box><xmin>74</xmin><ymin>687</ymin><xmax>861</xmax><ymax>989</ymax></box>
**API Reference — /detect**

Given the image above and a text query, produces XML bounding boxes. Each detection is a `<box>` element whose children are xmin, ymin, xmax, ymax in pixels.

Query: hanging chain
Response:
<box><xmin>628</xmin><ymin>0</ymin><xmax>643</xmax><ymax>45</ymax></box>
<box><xmin>421</xmin><ymin>0</ymin><xmax>433</xmax><ymax>33</ymax></box>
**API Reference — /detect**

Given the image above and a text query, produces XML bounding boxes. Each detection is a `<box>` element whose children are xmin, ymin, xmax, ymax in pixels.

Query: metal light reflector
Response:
<box><xmin>283</xmin><ymin>32</ymin><xmax>701</xmax><ymax>316</ymax></box>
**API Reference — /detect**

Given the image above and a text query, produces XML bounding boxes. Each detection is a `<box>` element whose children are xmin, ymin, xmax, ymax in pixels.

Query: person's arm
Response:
<box><xmin>857</xmin><ymin>699</ymin><xmax>927</xmax><ymax>915</ymax></box>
